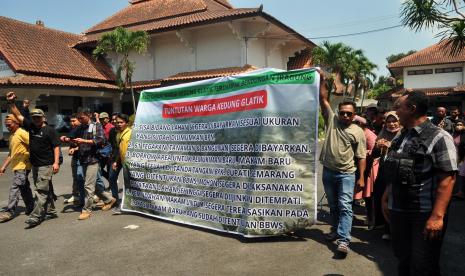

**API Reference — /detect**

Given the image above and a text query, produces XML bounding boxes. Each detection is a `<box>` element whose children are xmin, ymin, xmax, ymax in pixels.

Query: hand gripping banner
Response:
<box><xmin>122</xmin><ymin>68</ymin><xmax>320</xmax><ymax>237</ymax></box>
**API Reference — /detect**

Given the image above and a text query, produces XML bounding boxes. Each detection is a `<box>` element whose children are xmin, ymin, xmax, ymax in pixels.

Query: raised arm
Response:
<box><xmin>317</xmin><ymin>70</ymin><xmax>331</xmax><ymax>124</ymax></box>
<box><xmin>6</xmin><ymin>92</ymin><xmax>24</xmax><ymax>125</ymax></box>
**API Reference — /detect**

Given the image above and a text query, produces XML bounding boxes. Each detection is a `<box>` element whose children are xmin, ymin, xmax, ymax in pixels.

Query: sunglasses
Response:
<box><xmin>338</xmin><ymin>111</ymin><xmax>354</xmax><ymax>117</ymax></box>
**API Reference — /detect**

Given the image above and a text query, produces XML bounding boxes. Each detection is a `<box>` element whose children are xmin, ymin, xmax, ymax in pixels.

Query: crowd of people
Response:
<box><xmin>0</xmin><ymin>78</ymin><xmax>464</xmax><ymax>275</ymax></box>
<box><xmin>319</xmin><ymin>73</ymin><xmax>464</xmax><ymax>275</ymax></box>
<box><xmin>0</xmin><ymin>91</ymin><xmax>132</xmax><ymax>226</ymax></box>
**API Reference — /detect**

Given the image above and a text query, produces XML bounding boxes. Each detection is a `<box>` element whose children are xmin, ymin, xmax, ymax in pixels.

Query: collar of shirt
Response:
<box><xmin>410</xmin><ymin>120</ymin><xmax>431</xmax><ymax>135</ymax></box>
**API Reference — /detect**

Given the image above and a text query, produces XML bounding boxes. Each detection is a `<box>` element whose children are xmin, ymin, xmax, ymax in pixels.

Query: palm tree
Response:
<box><xmin>346</xmin><ymin>52</ymin><xmax>377</xmax><ymax>102</ymax></box>
<box><xmin>341</xmin><ymin>48</ymin><xmax>363</xmax><ymax>96</ymax></box>
<box><xmin>312</xmin><ymin>41</ymin><xmax>352</xmax><ymax>98</ymax></box>
<box><xmin>93</xmin><ymin>27</ymin><xmax>150</xmax><ymax>113</ymax></box>
<box><xmin>401</xmin><ymin>0</ymin><xmax>465</xmax><ymax>56</ymax></box>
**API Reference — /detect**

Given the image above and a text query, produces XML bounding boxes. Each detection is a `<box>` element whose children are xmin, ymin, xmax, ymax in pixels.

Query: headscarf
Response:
<box><xmin>376</xmin><ymin>111</ymin><xmax>402</xmax><ymax>142</ymax></box>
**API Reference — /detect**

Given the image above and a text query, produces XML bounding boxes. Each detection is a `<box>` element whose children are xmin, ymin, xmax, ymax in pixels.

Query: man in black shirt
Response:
<box><xmin>21</xmin><ymin>98</ymin><xmax>31</xmax><ymax>122</ymax></box>
<box><xmin>7</xmin><ymin>92</ymin><xmax>60</xmax><ymax>228</ymax></box>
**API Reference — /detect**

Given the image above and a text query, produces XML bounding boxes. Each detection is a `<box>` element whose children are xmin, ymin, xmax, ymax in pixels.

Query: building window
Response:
<box><xmin>435</xmin><ymin>67</ymin><xmax>463</xmax><ymax>74</ymax></box>
<box><xmin>0</xmin><ymin>58</ymin><xmax>9</xmax><ymax>71</ymax></box>
<box><xmin>407</xmin><ymin>69</ymin><xmax>433</xmax><ymax>75</ymax></box>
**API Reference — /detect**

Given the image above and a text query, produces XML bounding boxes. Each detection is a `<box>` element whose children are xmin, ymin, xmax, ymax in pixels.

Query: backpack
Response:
<box><xmin>89</xmin><ymin>123</ymin><xmax>112</xmax><ymax>159</ymax></box>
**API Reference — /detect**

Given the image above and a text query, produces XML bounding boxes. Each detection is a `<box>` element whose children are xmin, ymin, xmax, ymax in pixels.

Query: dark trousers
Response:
<box><xmin>390</xmin><ymin>210</ymin><xmax>446</xmax><ymax>276</ymax></box>
<box><xmin>373</xmin><ymin>167</ymin><xmax>390</xmax><ymax>234</ymax></box>
<box><xmin>99</xmin><ymin>157</ymin><xmax>110</xmax><ymax>181</ymax></box>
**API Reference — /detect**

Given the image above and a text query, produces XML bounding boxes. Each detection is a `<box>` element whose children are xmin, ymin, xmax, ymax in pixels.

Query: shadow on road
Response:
<box><xmin>297</xmin><ymin>206</ymin><xmax>397</xmax><ymax>275</ymax></box>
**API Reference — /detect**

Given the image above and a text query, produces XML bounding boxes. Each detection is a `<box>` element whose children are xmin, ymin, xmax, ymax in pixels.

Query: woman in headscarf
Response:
<box><xmin>452</xmin><ymin>119</ymin><xmax>465</xmax><ymax>199</ymax></box>
<box><xmin>372</xmin><ymin>111</ymin><xmax>402</xmax><ymax>240</ymax></box>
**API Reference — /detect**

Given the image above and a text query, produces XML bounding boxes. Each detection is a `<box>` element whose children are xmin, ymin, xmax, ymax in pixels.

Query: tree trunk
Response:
<box><xmin>352</xmin><ymin>81</ymin><xmax>359</xmax><ymax>102</ymax></box>
<box><xmin>130</xmin><ymin>81</ymin><xmax>136</xmax><ymax>114</ymax></box>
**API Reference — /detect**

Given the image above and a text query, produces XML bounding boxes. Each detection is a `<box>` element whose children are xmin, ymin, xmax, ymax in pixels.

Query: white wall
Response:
<box><xmin>268</xmin><ymin>47</ymin><xmax>285</xmax><ymax>69</ymax></box>
<box><xmin>247</xmin><ymin>39</ymin><xmax>266</xmax><ymax>68</ymax></box>
<box><xmin>403</xmin><ymin>64</ymin><xmax>465</xmax><ymax>88</ymax></box>
<box><xmin>119</xmin><ymin>22</ymin><xmax>308</xmax><ymax>82</ymax></box>
<box><xmin>130</xmin><ymin>49</ymin><xmax>154</xmax><ymax>82</ymax></box>
<box><xmin>152</xmin><ymin>34</ymin><xmax>193</xmax><ymax>80</ymax></box>
<box><xmin>195</xmin><ymin>25</ymin><xmax>242</xmax><ymax>70</ymax></box>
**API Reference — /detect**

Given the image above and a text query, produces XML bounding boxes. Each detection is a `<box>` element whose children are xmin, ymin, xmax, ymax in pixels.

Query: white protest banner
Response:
<box><xmin>122</xmin><ymin>68</ymin><xmax>319</xmax><ymax>237</ymax></box>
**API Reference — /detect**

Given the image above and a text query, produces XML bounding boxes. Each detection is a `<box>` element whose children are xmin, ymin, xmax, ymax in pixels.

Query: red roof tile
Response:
<box><xmin>86</xmin><ymin>0</ymin><xmax>210</xmax><ymax>34</ymax></box>
<box><xmin>207</xmin><ymin>0</ymin><xmax>233</xmax><ymax>9</ymax></box>
<box><xmin>0</xmin><ymin>16</ymin><xmax>114</xmax><ymax>82</ymax></box>
<box><xmin>388</xmin><ymin>40</ymin><xmax>465</xmax><ymax>68</ymax></box>
<box><xmin>132</xmin><ymin>79</ymin><xmax>162</xmax><ymax>90</ymax></box>
<box><xmin>162</xmin><ymin>65</ymin><xmax>257</xmax><ymax>82</ymax></box>
<box><xmin>78</xmin><ymin>0</ymin><xmax>313</xmax><ymax>48</ymax></box>
<box><xmin>129</xmin><ymin>0</ymin><xmax>232</xmax><ymax>9</ymax></box>
<box><xmin>377</xmin><ymin>86</ymin><xmax>465</xmax><ymax>100</ymax></box>
<box><xmin>80</xmin><ymin>8</ymin><xmax>262</xmax><ymax>44</ymax></box>
<box><xmin>0</xmin><ymin>75</ymin><xmax>118</xmax><ymax>90</ymax></box>
<box><xmin>287</xmin><ymin>48</ymin><xmax>313</xmax><ymax>70</ymax></box>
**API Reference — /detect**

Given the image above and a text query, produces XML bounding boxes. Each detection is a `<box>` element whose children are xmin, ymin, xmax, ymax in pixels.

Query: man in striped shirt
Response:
<box><xmin>382</xmin><ymin>91</ymin><xmax>457</xmax><ymax>276</ymax></box>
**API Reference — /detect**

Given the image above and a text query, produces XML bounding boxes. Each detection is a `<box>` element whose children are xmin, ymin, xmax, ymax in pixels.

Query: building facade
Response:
<box><xmin>379</xmin><ymin>40</ymin><xmax>465</xmax><ymax>113</ymax></box>
<box><xmin>0</xmin><ymin>0</ymin><xmax>314</xmax><ymax>134</ymax></box>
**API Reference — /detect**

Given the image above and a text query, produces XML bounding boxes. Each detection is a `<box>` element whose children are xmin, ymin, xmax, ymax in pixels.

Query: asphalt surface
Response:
<box><xmin>0</xmin><ymin>149</ymin><xmax>463</xmax><ymax>276</ymax></box>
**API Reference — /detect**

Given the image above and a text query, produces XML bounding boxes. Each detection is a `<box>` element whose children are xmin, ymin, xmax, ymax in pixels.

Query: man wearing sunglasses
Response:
<box><xmin>318</xmin><ymin>73</ymin><xmax>367</xmax><ymax>256</ymax></box>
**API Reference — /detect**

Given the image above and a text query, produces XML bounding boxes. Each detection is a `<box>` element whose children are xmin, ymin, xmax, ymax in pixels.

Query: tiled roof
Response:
<box><xmin>162</xmin><ymin>64</ymin><xmax>257</xmax><ymax>82</ymax></box>
<box><xmin>388</xmin><ymin>40</ymin><xmax>465</xmax><ymax>68</ymax></box>
<box><xmin>80</xmin><ymin>8</ymin><xmax>262</xmax><ymax>44</ymax></box>
<box><xmin>287</xmin><ymin>48</ymin><xmax>312</xmax><ymax>70</ymax></box>
<box><xmin>130</xmin><ymin>65</ymin><xmax>258</xmax><ymax>90</ymax></box>
<box><xmin>0</xmin><ymin>75</ymin><xmax>118</xmax><ymax>90</ymax></box>
<box><xmin>78</xmin><ymin>0</ymin><xmax>313</xmax><ymax>48</ymax></box>
<box><xmin>0</xmin><ymin>16</ymin><xmax>114</xmax><ymax>82</ymax></box>
<box><xmin>85</xmin><ymin>0</ymin><xmax>209</xmax><ymax>34</ymax></box>
<box><xmin>208</xmin><ymin>0</ymin><xmax>233</xmax><ymax>9</ymax></box>
<box><xmin>132</xmin><ymin>79</ymin><xmax>162</xmax><ymax>90</ymax></box>
<box><xmin>377</xmin><ymin>86</ymin><xmax>465</xmax><ymax>100</ymax></box>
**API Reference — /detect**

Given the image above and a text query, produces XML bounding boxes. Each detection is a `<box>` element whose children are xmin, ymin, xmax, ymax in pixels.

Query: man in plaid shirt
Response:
<box><xmin>64</xmin><ymin>109</ymin><xmax>116</xmax><ymax>220</ymax></box>
<box><xmin>381</xmin><ymin>91</ymin><xmax>457</xmax><ymax>276</ymax></box>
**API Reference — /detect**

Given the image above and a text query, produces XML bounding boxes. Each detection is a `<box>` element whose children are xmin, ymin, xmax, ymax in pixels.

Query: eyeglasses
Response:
<box><xmin>338</xmin><ymin>111</ymin><xmax>354</xmax><ymax>117</ymax></box>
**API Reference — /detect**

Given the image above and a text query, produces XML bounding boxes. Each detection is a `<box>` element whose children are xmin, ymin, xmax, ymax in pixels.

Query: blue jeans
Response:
<box><xmin>71</xmin><ymin>158</ymin><xmax>85</xmax><ymax>205</ymax></box>
<box><xmin>109</xmin><ymin>164</ymin><xmax>122</xmax><ymax>201</ymax></box>
<box><xmin>322</xmin><ymin>167</ymin><xmax>355</xmax><ymax>243</ymax></box>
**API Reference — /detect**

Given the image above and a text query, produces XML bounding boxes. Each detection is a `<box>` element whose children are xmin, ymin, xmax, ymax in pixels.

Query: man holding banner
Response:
<box><xmin>318</xmin><ymin>75</ymin><xmax>367</xmax><ymax>255</ymax></box>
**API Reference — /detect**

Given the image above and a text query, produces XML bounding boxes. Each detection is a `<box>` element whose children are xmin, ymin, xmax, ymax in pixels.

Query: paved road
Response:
<box><xmin>0</xmin><ymin>149</ymin><xmax>463</xmax><ymax>275</ymax></box>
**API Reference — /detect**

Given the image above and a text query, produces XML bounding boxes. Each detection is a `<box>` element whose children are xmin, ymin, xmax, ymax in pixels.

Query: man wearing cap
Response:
<box><xmin>97</xmin><ymin>112</ymin><xmax>114</xmax><ymax>140</ymax></box>
<box><xmin>0</xmin><ymin>114</ymin><xmax>34</xmax><ymax>222</ymax></box>
<box><xmin>6</xmin><ymin>92</ymin><xmax>60</xmax><ymax>228</ymax></box>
